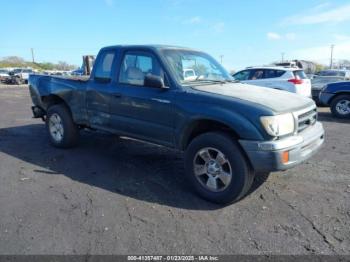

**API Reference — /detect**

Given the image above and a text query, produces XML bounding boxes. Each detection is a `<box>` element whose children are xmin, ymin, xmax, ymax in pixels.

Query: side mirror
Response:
<box><xmin>144</xmin><ymin>74</ymin><xmax>167</xmax><ymax>89</ymax></box>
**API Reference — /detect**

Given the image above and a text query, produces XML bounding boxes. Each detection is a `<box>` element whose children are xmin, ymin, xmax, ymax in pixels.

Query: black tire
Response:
<box><xmin>46</xmin><ymin>104</ymin><xmax>79</xmax><ymax>148</ymax></box>
<box><xmin>184</xmin><ymin>132</ymin><xmax>255</xmax><ymax>204</ymax></box>
<box><xmin>330</xmin><ymin>95</ymin><xmax>350</xmax><ymax>119</ymax></box>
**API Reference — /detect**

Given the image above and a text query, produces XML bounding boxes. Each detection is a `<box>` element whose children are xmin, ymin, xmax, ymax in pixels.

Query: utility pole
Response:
<box><xmin>220</xmin><ymin>55</ymin><xmax>224</xmax><ymax>65</ymax></box>
<box><xmin>281</xmin><ymin>52</ymin><xmax>285</xmax><ymax>63</ymax></box>
<box><xmin>330</xmin><ymin>44</ymin><xmax>334</xmax><ymax>69</ymax></box>
<box><xmin>31</xmin><ymin>48</ymin><xmax>35</xmax><ymax>63</ymax></box>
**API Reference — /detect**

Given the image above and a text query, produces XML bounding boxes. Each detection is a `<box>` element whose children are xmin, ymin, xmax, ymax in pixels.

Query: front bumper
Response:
<box><xmin>239</xmin><ymin>122</ymin><xmax>324</xmax><ymax>172</ymax></box>
<box><xmin>312</xmin><ymin>89</ymin><xmax>321</xmax><ymax>101</ymax></box>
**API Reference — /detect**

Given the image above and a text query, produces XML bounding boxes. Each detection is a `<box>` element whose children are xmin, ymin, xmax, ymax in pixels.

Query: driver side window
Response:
<box><xmin>119</xmin><ymin>52</ymin><xmax>164</xmax><ymax>86</ymax></box>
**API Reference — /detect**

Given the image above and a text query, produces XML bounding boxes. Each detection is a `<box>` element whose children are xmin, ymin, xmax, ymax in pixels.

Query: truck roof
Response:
<box><xmin>100</xmin><ymin>44</ymin><xmax>196</xmax><ymax>52</ymax></box>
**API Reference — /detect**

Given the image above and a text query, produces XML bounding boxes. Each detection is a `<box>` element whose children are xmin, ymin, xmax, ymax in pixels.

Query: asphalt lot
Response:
<box><xmin>0</xmin><ymin>85</ymin><xmax>349</xmax><ymax>255</ymax></box>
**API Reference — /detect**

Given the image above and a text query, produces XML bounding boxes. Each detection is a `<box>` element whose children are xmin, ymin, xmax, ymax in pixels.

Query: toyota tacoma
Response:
<box><xmin>28</xmin><ymin>45</ymin><xmax>325</xmax><ymax>204</ymax></box>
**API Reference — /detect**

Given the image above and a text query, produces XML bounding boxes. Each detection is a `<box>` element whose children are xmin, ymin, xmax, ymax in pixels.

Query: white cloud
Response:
<box><xmin>285</xmin><ymin>33</ymin><xmax>296</xmax><ymax>40</ymax></box>
<box><xmin>104</xmin><ymin>0</ymin><xmax>114</xmax><ymax>7</ymax></box>
<box><xmin>312</xmin><ymin>2</ymin><xmax>331</xmax><ymax>12</ymax></box>
<box><xmin>334</xmin><ymin>34</ymin><xmax>350</xmax><ymax>41</ymax></box>
<box><xmin>211</xmin><ymin>22</ymin><xmax>225</xmax><ymax>33</ymax></box>
<box><xmin>283</xmin><ymin>3</ymin><xmax>350</xmax><ymax>25</ymax></box>
<box><xmin>291</xmin><ymin>41</ymin><xmax>350</xmax><ymax>63</ymax></box>
<box><xmin>183</xmin><ymin>16</ymin><xmax>202</xmax><ymax>24</ymax></box>
<box><xmin>267</xmin><ymin>32</ymin><xmax>296</xmax><ymax>41</ymax></box>
<box><xmin>267</xmin><ymin>32</ymin><xmax>281</xmax><ymax>40</ymax></box>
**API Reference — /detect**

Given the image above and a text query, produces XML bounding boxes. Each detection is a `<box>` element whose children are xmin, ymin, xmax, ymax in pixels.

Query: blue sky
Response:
<box><xmin>1</xmin><ymin>0</ymin><xmax>350</xmax><ymax>70</ymax></box>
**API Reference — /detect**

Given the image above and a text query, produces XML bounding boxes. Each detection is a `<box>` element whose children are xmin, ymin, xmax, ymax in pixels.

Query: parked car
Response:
<box><xmin>71</xmin><ymin>68</ymin><xmax>84</xmax><ymax>76</ymax></box>
<box><xmin>28</xmin><ymin>45</ymin><xmax>324</xmax><ymax>204</ymax></box>
<box><xmin>319</xmin><ymin>81</ymin><xmax>350</xmax><ymax>118</ymax></box>
<box><xmin>311</xmin><ymin>76</ymin><xmax>347</xmax><ymax>103</ymax></box>
<box><xmin>232</xmin><ymin>66</ymin><xmax>311</xmax><ymax>97</ymax></box>
<box><xmin>10</xmin><ymin>68</ymin><xmax>33</xmax><ymax>84</ymax></box>
<box><xmin>183</xmin><ymin>68</ymin><xmax>197</xmax><ymax>81</ymax></box>
<box><xmin>0</xmin><ymin>69</ymin><xmax>10</xmax><ymax>83</ymax></box>
<box><xmin>316</xmin><ymin>69</ymin><xmax>350</xmax><ymax>79</ymax></box>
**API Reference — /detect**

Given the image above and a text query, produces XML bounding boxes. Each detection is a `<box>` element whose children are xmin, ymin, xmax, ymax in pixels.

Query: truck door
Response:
<box><xmin>86</xmin><ymin>50</ymin><xmax>116</xmax><ymax>128</ymax></box>
<box><xmin>110</xmin><ymin>51</ymin><xmax>175</xmax><ymax>147</ymax></box>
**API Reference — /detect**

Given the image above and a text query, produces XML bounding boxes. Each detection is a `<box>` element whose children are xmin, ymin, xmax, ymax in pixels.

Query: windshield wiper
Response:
<box><xmin>185</xmin><ymin>79</ymin><xmax>226</xmax><ymax>84</ymax></box>
<box><xmin>184</xmin><ymin>79</ymin><xmax>240</xmax><ymax>85</ymax></box>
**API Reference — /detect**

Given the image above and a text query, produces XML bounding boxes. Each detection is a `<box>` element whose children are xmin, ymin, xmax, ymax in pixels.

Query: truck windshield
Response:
<box><xmin>162</xmin><ymin>49</ymin><xmax>233</xmax><ymax>85</ymax></box>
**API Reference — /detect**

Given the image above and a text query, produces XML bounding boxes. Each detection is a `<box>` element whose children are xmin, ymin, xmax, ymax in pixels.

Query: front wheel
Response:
<box><xmin>330</xmin><ymin>95</ymin><xmax>350</xmax><ymax>119</ymax></box>
<box><xmin>46</xmin><ymin>104</ymin><xmax>79</xmax><ymax>148</ymax></box>
<box><xmin>185</xmin><ymin>132</ymin><xmax>254</xmax><ymax>204</ymax></box>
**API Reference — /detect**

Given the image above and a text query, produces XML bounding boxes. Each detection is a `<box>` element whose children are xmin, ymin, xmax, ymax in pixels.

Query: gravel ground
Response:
<box><xmin>0</xmin><ymin>85</ymin><xmax>349</xmax><ymax>255</ymax></box>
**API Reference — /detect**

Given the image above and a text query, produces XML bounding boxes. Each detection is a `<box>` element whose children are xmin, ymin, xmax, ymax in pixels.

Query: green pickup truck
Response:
<box><xmin>29</xmin><ymin>45</ymin><xmax>325</xmax><ymax>204</ymax></box>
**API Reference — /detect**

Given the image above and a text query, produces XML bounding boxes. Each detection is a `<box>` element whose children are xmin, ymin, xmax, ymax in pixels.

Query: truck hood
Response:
<box><xmin>192</xmin><ymin>82</ymin><xmax>314</xmax><ymax>113</ymax></box>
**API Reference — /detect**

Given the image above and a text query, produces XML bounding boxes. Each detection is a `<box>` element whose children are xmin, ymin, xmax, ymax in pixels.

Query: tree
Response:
<box><xmin>337</xmin><ymin>59</ymin><xmax>350</xmax><ymax>69</ymax></box>
<box><xmin>2</xmin><ymin>56</ymin><xmax>25</xmax><ymax>64</ymax></box>
<box><xmin>56</xmin><ymin>61</ymin><xmax>75</xmax><ymax>71</ymax></box>
<box><xmin>315</xmin><ymin>63</ymin><xmax>326</xmax><ymax>73</ymax></box>
<box><xmin>191</xmin><ymin>64</ymin><xmax>208</xmax><ymax>76</ymax></box>
<box><xmin>0</xmin><ymin>56</ymin><xmax>77</xmax><ymax>71</ymax></box>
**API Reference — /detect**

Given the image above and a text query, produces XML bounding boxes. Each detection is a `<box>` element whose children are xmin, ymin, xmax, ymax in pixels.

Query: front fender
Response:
<box><xmin>176</xmin><ymin>106</ymin><xmax>265</xmax><ymax>150</ymax></box>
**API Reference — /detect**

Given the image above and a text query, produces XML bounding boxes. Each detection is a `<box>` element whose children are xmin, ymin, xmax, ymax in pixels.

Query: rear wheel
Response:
<box><xmin>46</xmin><ymin>104</ymin><xmax>79</xmax><ymax>148</ymax></box>
<box><xmin>185</xmin><ymin>132</ymin><xmax>254</xmax><ymax>204</ymax></box>
<box><xmin>330</xmin><ymin>95</ymin><xmax>350</xmax><ymax>119</ymax></box>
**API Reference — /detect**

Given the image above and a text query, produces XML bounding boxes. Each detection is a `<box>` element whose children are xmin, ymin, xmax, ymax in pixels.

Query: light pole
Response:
<box><xmin>281</xmin><ymin>52</ymin><xmax>285</xmax><ymax>63</ymax></box>
<box><xmin>220</xmin><ymin>55</ymin><xmax>224</xmax><ymax>65</ymax></box>
<box><xmin>31</xmin><ymin>48</ymin><xmax>35</xmax><ymax>63</ymax></box>
<box><xmin>330</xmin><ymin>45</ymin><xmax>335</xmax><ymax>69</ymax></box>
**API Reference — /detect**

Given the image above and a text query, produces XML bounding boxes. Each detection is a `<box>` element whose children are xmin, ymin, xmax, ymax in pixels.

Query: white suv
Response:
<box><xmin>232</xmin><ymin>67</ymin><xmax>311</xmax><ymax>97</ymax></box>
<box><xmin>12</xmin><ymin>68</ymin><xmax>33</xmax><ymax>84</ymax></box>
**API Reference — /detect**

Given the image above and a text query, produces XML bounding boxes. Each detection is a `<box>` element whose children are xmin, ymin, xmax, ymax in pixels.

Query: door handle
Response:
<box><xmin>113</xmin><ymin>93</ymin><xmax>122</xmax><ymax>98</ymax></box>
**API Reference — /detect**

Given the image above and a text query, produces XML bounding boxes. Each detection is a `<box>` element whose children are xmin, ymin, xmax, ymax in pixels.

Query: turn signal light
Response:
<box><xmin>281</xmin><ymin>151</ymin><xmax>289</xmax><ymax>164</ymax></box>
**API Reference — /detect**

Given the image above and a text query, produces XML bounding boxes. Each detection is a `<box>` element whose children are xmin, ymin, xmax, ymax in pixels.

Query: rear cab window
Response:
<box><xmin>94</xmin><ymin>51</ymin><xmax>115</xmax><ymax>81</ymax></box>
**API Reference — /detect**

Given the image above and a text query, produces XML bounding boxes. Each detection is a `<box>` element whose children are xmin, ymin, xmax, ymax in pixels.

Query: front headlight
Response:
<box><xmin>260</xmin><ymin>113</ymin><xmax>295</xmax><ymax>137</ymax></box>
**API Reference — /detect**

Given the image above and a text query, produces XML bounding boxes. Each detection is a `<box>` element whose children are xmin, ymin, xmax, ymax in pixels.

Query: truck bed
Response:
<box><xmin>35</xmin><ymin>74</ymin><xmax>90</xmax><ymax>82</ymax></box>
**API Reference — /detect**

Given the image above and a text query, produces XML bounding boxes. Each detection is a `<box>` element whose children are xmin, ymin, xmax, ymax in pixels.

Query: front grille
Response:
<box><xmin>297</xmin><ymin>108</ymin><xmax>317</xmax><ymax>133</ymax></box>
